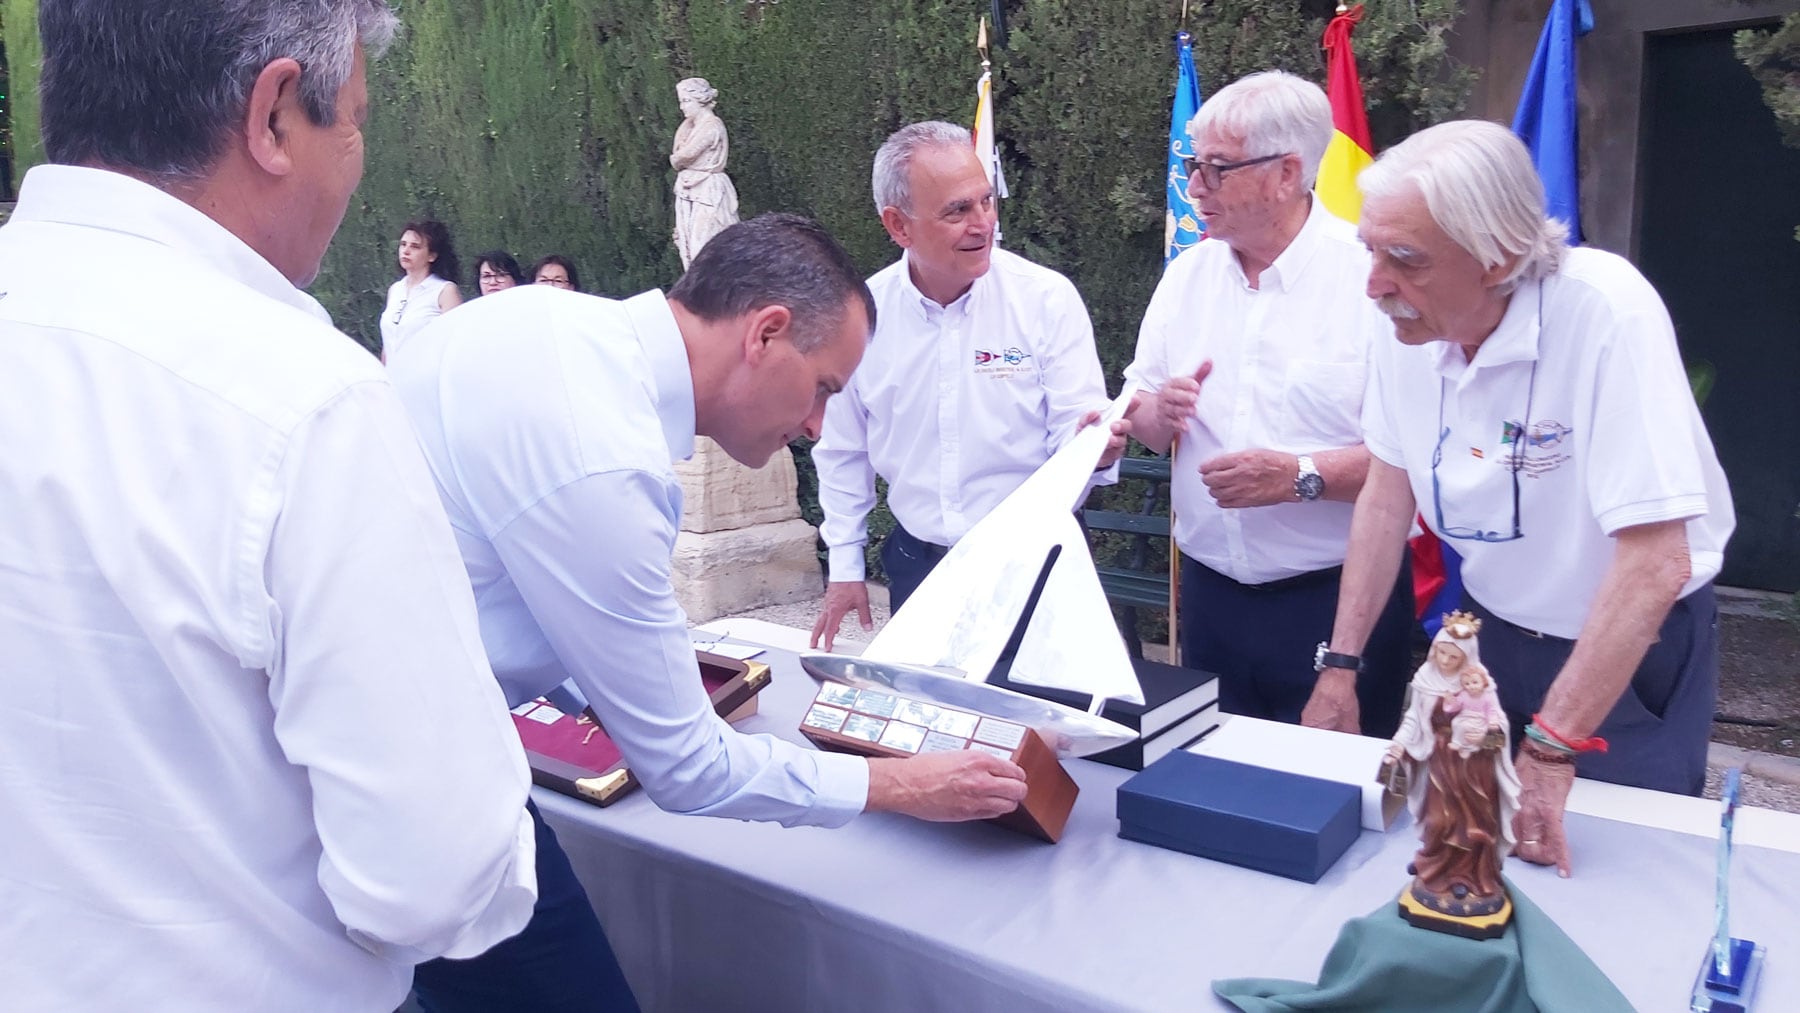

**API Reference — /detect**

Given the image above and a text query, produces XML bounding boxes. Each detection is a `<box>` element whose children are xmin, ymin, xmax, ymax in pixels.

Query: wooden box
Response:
<box><xmin>512</xmin><ymin>651</ymin><xmax>771</xmax><ymax>807</ymax></box>
<box><xmin>797</xmin><ymin>682</ymin><xmax>1078</xmax><ymax>843</ymax></box>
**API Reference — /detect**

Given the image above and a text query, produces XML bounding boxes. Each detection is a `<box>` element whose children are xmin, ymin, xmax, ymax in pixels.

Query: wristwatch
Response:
<box><xmin>1295</xmin><ymin>454</ymin><xmax>1325</xmax><ymax>502</ymax></box>
<box><xmin>1314</xmin><ymin>641</ymin><xmax>1363</xmax><ymax>674</ymax></box>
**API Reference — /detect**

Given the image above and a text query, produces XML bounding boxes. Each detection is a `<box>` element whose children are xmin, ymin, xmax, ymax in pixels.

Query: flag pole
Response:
<box><xmin>1167</xmin><ymin>435</ymin><xmax>1180</xmax><ymax>663</ymax></box>
<box><xmin>978</xmin><ymin>15</ymin><xmax>990</xmax><ymax>71</ymax></box>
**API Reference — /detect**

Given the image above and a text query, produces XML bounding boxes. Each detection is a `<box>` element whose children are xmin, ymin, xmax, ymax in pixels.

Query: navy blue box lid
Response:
<box><xmin>1116</xmin><ymin>750</ymin><xmax>1361</xmax><ymax>883</ymax></box>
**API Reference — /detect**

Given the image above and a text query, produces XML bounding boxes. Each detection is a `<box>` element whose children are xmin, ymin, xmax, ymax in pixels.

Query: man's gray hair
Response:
<box><xmin>871</xmin><ymin>121</ymin><xmax>972</xmax><ymax>217</ymax></box>
<box><xmin>1358</xmin><ymin>120</ymin><xmax>1569</xmax><ymax>292</ymax></box>
<box><xmin>40</xmin><ymin>0</ymin><xmax>399</xmax><ymax>183</ymax></box>
<box><xmin>1187</xmin><ymin>71</ymin><xmax>1333</xmax><ymax>188</ymax></box>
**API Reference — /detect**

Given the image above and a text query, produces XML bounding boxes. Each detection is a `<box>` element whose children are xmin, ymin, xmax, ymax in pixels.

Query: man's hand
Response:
<box><xmin>865</xmin><ymin>751</ymin><xmax>1029</xmax><ymax>821</ymax></box>
<box><xmin>1300</xmin><ymin>668</ymin><xmax>1361</xmax><ymax>734</ymax></box>
<box><xmin>1078</xmin><ymin>410</ymin><xmax>1132</xmax><ymax>470</ymax></box>
<box><xmin>1198</xmin><ymin>448</ymin><xmax>1299</xmax><ymax>508</ymax></box>
<box><xmin>810</xmin><ymin>581</ymin><xmax>872</xmax><ymax>651</ymax></box>
<box><xmin>1152</xmin><ymin>361</ymin><xmax>1214</xmax><ymax>436</ymax></box>
<box><xmin>1511</xmin><ymin>750</ymin><xmax>1577</xmax><ymax>878</ymax></box>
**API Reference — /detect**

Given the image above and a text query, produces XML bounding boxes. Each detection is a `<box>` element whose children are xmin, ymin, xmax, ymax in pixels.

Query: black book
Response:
<box><xmin>1086</xmin><ymin>703</ymin><xmax>1221</xmax><ymax>771</ymax></box>
<box><xmin>989</xmin><ymin>655</ymin><xmax>1219</xmax><ymax>740</ymax></box>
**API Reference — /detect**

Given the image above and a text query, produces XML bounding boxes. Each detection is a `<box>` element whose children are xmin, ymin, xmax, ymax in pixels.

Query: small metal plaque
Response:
<box><xmin>854</xmin><ymin>690</ymin><xmax>899</xmax><ymax>718</ymax></box>
<box><xmin>802</xmin><ymin>704</ymin><xmax>850</xmax><ymax>733</ymax></box>
<box><xmin>842</xmin><ymin>713</ymin><xmax>888</xmax><ymax>743</ymax></box>
<box><xmin>974</xmin><ymin>717</ymin><xmax>1027</xmax><ymax>751</ymax></box>
<box><xmin>817</xmin><ymin>682</ymin><xmax>861</xmax><ymax>708</ymax></box>
<box><xmin>893</xmin><ymin>700</ymin><xmax>941</xmax><ymax>728</ymax></box>
<box><xmin>968</xmin><ymin>742</ymin><xmax>1015</xmax><ymax>761</ymax></box>
<box><xmin>930</xmin><ymin>710</ymin><xmax>980</xmax><ymax>739</ymax></box>
<box><xmin>878</xmin><ymin>722</ymin><xmax>928</xmax><ymax>754</ymax></box>
<box><xmin>920</xmin><ymin>731</ymin><xmax>968</xmax><ymax>753</ymax></box>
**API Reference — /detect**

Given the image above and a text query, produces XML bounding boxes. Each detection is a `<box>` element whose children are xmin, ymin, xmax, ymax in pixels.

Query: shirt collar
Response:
<box><xmin>10</xmin><ymin>164</ymin><xmax>331</xmax><ymax>324</ymax></box>
<box><xmin>1255</xmin><ymin>193</ymin><xmax>1333</xmax><ymax>293</ymax></box>
<box><xmin>1430</xmin><ymin>276</ymin><xmax>1543</xmax><ymax>381</ymax></box>
<box><xmin>621</xmin><ymin>289</ymin><xmax>697</xmax><ymax>462</ymax></box>
<box><xmin>897</xmin><ymin>250</ymin><xmax>980</xmax><ymax>323</ymax></box>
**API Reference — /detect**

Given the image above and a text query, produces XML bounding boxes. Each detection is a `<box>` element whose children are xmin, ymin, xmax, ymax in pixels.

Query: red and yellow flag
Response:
<box><xmin>1317</xmin><ymin>4</ymin><xmax>1374</xmax><ymax>222</ymax></box>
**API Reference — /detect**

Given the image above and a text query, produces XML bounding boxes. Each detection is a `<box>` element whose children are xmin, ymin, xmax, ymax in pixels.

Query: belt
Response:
<box><xmin>1185</xmin><ymin>555</ymin><xmax>1343</xmax><ymax>594</ymax></box>
<box><xmin>1470</xmin><ymin>598</ymin><xmax>1572</xmax><ymax>644</ymax></box>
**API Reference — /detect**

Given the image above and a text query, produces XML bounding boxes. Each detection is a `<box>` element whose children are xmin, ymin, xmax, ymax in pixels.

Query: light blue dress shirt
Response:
<box><xmin>389</xmin><ymin>286</ymin><xmax>868</xmax><ymax>826</ymax></box>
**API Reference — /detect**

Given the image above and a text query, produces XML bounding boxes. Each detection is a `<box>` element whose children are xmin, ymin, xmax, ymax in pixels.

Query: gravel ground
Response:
<box><xmin>718</xmin><ymin>586</ymin><xmax>1800</xmax><ymax>815</ymax></box>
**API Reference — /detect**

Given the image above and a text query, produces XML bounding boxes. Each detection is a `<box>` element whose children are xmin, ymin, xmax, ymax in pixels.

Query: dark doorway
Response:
<box><xmin>1638</xmin><ymin>26</ymin><xmax>1800</xmax><ymax>592</ymax></box>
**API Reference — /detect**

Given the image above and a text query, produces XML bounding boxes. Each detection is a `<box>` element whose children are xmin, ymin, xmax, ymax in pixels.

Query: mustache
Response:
<box><xmin>1376</xmin><ymin>295</ymin><xmax>1420</xmax><ymax>320</ymax></box>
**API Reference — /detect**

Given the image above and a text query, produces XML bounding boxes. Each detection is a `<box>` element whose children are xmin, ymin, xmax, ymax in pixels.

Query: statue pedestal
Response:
<box><xmin>671</xmin><ymin>438</ymin><xmax>820</xmax><ymax>622</ymax></box>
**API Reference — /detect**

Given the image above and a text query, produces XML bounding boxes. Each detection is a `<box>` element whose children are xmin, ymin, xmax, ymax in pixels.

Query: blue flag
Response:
<box><xmin>1165</xmin><ymin>31</ymin><xmax>1205</xmax><ymax>265</ymax></box>
<box><xmin>1510</xmin><ymin>0</ymin><xmax>1593</xmax><ymax>243</ymax></box>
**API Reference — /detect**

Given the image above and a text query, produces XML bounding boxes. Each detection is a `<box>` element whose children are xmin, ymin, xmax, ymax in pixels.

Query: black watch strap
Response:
<box><xmin>1314</xmin><ymin>641</ymin><xmax>1363</xmax><ymax>674</ymax></box>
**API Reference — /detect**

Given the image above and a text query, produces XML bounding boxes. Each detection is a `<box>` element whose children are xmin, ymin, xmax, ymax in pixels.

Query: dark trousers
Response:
<box><xmin>1179</xmin><ymin>555</ymin><xmax>1414</xmax><ymax>739</ymax></box>
<box><xmin>1468</xmin><ymin>583</ymin><xmax>1718</xmax><ymax>797</ymax></box>
<box><xmin>881</xmin><ymin>524</ymin><xmax>951</xmax><ymax>614</ymax></box>
<box><xmin>412</xmin><ymin>802</ymin><xmax>639</xmax><ymax>1013</ymax></box>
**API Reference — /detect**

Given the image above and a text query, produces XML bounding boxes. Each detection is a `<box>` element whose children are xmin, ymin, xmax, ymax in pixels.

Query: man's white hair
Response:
<box><xmin>1359</xmin><ymin>119</ymin><xmax>1569</xmax><ymax>292</ymax></box>
<box><xmin>1186</xmin><ymin>70</ymin><xmax>1333</xmax><ymax>188</ymax></box>
<box><xmin>872</xmin><ymin>120</ymin><xmax>972</xmax><ymax>217</ymax></box>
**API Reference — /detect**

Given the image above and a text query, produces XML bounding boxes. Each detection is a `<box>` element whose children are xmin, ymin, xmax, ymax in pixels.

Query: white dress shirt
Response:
<box><xmin>388</xmin><ymin>286</ymin><xmax>869</xmax><ymax>825</ymax></box>
<box><xmin>814</xmin><ymin>248</ymin><xmax>1110</xmax><ymax>581</ymax></box>
<box><xmin>0</xmin><ymin>166</ymin><xmax>537</xmax><ymax>1012</ymax></box>
<box><xmin>1123</xmin><ymin>197</ymin><xmax>1389</xmax><ymax>584</ymax></box>
<box><xmin>1362</xmin><ymin>247</ymin><xmax>1734</xmax><ymax>638</ymax></box>
<box><xmin>381</xmin><ymin>273</ymin><xmax>453</xmax><ymax>358</ymax></box>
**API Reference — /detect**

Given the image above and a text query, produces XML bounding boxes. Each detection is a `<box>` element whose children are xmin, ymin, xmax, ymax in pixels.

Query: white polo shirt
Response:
<box><xmin>389</xmin><ymin>287</ymin><xmax>868</xmax><ymax>826</ymax></box>
<box><xmin>1363</xmin><ymin>246</ymin><xmax>1734</xmax><ymax>639</ymax></box>
<box><xmin>813</xmin><ymin>248</ymin><xmax>1110</xmax><ymax>581</ymax></box>
<box><xmin>1123</xmin><ymin>197</ymin><xmax>1390</xmax><ymax>583</ymax></box>
<box><xmin>0</xmin><ymin>166</ymin><xmax>536</xmax><ymax>1011</ymax></box>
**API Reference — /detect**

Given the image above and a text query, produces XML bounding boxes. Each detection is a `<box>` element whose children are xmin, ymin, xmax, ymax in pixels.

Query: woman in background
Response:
<box><xmin>380</xmin><ymin>219</ymin><xmax>462</xmax><ymax>360</ymax></box>
<box><xmin>474</xmin><ymin>251</ymin><xmax>526</xmax><ymax>296</ymax></box>
<box><xmin>531</xmin><ymin>254</ymin><xmax>580</xmax><ymax>292</ymax></box>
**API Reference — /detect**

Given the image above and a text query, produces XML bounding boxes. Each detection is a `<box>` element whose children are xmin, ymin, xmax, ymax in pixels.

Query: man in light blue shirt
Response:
<box><xmin>389</xmin><ymin>214</ymin><xmax>1029</xmax><ymax>1010</ymax></box>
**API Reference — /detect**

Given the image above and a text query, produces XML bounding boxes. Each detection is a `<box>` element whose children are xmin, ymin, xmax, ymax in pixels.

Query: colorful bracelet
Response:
<box><xmin>1523</xmin><ymin>722</ymin><xmax>1574</xmax><ymax>754</ymax></box>
<box><xmin>1519</xmin><ymin>737</ymin><xmax>1578</xmax><ymax>766</ymax></box>
<box><xmin>1531</xmin><ymin>714</ymin><xmax>1609</xmax><ymax>754</ymax></box>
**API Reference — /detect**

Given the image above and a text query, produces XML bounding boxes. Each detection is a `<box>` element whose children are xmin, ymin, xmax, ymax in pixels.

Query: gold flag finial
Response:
<box><xmin>1336</xmin><ymin>3</ymin><xmax>1350</xmax><ymax>12</ymax></box>
<box><xmin>978</xmin><ymin>15</ymin><xmax>989</xmax><ymax>55</ymax></box>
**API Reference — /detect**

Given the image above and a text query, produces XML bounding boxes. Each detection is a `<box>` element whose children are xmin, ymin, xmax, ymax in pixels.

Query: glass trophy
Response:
<box><xmin>1691</xmin><ymin>767</ymin><xmax>1765</xmax><ymax>1012</ymax></box>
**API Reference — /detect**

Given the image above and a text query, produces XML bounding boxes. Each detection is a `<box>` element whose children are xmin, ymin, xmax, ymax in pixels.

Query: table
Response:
<box><xmin>538</xmin><ymin>622</ymin><xmax>1800</xmax><ymax>1012</ymax></box>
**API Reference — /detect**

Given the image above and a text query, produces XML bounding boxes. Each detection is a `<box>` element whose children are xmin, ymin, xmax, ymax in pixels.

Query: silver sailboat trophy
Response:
<box><xmin>802</xmin><ymin>392</ymin><xmax>1144</xmax><ymax>757</ymax></box>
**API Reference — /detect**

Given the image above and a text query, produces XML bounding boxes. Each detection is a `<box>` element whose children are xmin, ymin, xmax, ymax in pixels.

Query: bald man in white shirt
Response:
<box><xmin>811</xmin><ymin>120</ymin><xmax>1118</xmax><ymax>649</ymax></box>
<box><xmin>1124</xmin><ymin>72</ymin><xmax>1414</xmax><ymax>736</ymax></box>
<box><xmin>0</xmin><ymin>4</ymin><xmax>538</xmax><ymax>1010</ymax></box>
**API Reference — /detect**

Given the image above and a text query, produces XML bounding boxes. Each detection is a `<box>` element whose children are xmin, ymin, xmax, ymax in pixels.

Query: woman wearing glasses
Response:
<box><xmin>531</xmin><ymin>254</ymin><xmax>581</xmax><ymax>292</ymax></box>
<box><xmin>380</xmin><ymin>219</ymin><xmax>463</xmax><ymax>360</ymax></box>
<box><xmin>473</xmin><ymin>251</ymin><xmax>526</xmax><ymax>296</ymax></box>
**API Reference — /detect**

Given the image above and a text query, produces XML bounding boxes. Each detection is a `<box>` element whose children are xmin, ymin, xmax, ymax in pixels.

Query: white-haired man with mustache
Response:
<box><xmin>1302</xmin><ymin>119</ymin><xmax>1734</xmax><ymax>878</ymax></box>
<box><xmin>1123</xmin><ymin>71</ymin><xmax>1415</xmax><ymax>737</ymax></box>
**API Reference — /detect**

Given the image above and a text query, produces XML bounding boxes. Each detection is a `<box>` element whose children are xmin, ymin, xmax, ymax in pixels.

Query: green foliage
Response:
<box><xmin>1735</xmin><ymin>14</ymin><xmax>1800</xmax><ymax>242</ymax></box>
<box><xmin>3</xmin><ymin>0</ymin><xmax>41</xmax><ymax>176</ymax></box>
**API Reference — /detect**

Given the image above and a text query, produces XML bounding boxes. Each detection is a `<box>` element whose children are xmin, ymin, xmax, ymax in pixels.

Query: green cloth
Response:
<box><xmin>1213</xmin><ymin>878</ymin><xmax>1632</xmax><ymax>1013</ymax></box>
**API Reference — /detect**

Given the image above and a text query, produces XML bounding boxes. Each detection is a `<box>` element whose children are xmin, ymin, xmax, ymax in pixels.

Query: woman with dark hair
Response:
<box><xmin>380</xmin><ymin>219</ymin><xmax>462</xmax><ymax>359</ymax></box>
<box><xmin>474</xmin><ymin>251</ymin><xmax>526</xmax><ymax>296</ymax></box>
<box><xmin>531</xmin><ymin>254</ymin><xmax>580</xmax><ymax>292</ymax></box>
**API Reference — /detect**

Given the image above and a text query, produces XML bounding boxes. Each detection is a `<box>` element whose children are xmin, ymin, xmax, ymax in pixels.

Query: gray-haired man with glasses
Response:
<box><xmin>1302</xmin><ymin>120</ymin><xmax>1734</xmax><ymax>879</ymax></box>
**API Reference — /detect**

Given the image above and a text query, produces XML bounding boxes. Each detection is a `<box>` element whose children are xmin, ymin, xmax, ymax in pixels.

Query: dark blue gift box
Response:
<box><xmin>1116</xmin><ymin>750</ymin><xmax>1361</xmax><ymax>884</ymax></box>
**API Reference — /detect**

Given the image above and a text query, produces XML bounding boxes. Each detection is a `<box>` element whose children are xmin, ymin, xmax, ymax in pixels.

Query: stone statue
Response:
<box><xmin>1379</xmin><ymin>611</ymin><xmax>1522</xmax><ymax>939</ymax></box>
<box><xmin>671</xmin><ymin>78</ymin><xmax>741</xmax><ymax>269</ymax></box>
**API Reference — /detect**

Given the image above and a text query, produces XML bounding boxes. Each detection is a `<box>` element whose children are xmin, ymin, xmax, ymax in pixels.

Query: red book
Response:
<box><xmin>511</xmin><ymin>651</ymin><xmax>771</xmax><ymax>807</ymax></box>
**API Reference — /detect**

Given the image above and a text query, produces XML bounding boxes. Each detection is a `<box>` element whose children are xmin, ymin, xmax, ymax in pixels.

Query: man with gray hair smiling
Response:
<box><xmin>0</xmin><ymin>2</ymin><xmax>540</xmax><ymax>1009</ymax></box>
<box><xmin>1302</xmin><ymin>120</ymin><xmax>1734</xmax><ymax>877</ymax></box>
<box><xmin>811</xmin><ymin>120</ymin><xmax>1117</xmax><ymax>648</ymax></box>
<box><xmin>1123</xmin><ymin>70</ymin><xmax>1415</xmax><ymax>737</ymax></box>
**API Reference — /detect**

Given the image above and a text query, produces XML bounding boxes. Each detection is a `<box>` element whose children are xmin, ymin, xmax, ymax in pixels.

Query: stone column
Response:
<box><xmin>670</xmin><ymin>438</ymin><xmax>821</xmax><ymax>622</ymax></box>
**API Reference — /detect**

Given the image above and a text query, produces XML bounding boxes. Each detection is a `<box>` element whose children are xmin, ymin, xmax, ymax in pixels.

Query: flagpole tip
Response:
<box><xmin>1336</xmin><ymin>3</ymin><xmax>1349</xmax><ymax>12</ymax></box>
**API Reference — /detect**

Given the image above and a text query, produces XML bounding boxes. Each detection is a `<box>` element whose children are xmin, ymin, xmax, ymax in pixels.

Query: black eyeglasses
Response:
<box><xmin>1181</xmin><ymin>152</ymin><xmax>1287</xmax><ymax>190</ymax></box>
<box><xmin>1430</xmin><ymin>361</ymin><xmax>1539</xmax><ymax>544</ymax></box>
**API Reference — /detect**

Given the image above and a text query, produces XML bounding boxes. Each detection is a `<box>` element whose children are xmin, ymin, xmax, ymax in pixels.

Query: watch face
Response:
<box><xmin>1297</xmin><ymin>473</ymin><xmax>1326</xmax><ymax>501</ymax></box>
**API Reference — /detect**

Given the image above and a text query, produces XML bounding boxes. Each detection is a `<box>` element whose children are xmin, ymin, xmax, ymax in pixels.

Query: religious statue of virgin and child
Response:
<box><xmin>1379</xmin><ymin>611</ymin><xmax>1523</xmax><ymax>936</ymax></box>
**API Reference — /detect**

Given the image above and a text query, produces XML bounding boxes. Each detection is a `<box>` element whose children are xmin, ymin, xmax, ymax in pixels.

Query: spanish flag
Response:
<box><xmin>1317</xmin><ymin>4</ymin><xmax>1374</xmax><ymax>222</ymax></box>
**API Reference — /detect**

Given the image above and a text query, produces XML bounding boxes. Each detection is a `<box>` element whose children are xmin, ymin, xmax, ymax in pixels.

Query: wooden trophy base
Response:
<box><xmin>798</xmin><ymin>682</ymin><xmax>1078</xmax><ymax>843</ymax></box>
<box><xmin>1397</xmin><ymin>878</ymin><xmax>1513</xmax><ymax>940</ymax></box>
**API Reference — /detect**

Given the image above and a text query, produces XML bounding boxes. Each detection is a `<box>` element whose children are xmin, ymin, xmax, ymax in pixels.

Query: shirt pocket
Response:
<box><xmin>1280</xmin><ymin>358</ymin><xmax>1367</xmax><ymax>448</ymax></box>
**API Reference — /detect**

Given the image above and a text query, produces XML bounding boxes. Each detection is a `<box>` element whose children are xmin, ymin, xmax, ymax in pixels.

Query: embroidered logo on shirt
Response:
<box><xmin>973</xmin><ymin>346</ymin><xmax>1033</xmax><ymax>378</ymax></box>
<box><xmin>1497</xmin><ymin>419</ymin><xmax>1574</xmax><ymax>475</ymax></box>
